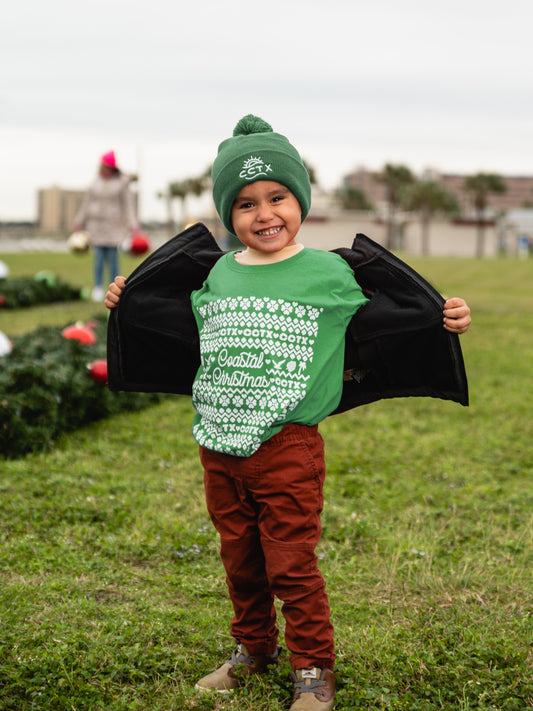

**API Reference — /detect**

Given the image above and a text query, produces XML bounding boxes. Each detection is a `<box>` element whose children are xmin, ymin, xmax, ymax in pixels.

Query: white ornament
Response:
<box><xmin>0</xmin><ymin>330</ymin><xmax>13</xmax><ymax>357</ymax></box>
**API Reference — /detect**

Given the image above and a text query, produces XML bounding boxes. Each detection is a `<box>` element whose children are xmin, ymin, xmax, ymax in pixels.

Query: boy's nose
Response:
<box><xmin>257</xmin><ymin>203</ymin><xmax>274</xmax><ymax>221</ymax></box>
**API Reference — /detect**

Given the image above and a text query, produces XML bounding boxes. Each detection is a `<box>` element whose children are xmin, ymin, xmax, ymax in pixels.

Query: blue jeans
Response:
<box><xmin>93</xmin><ymin>246</ymin><xmax>119</xmax><ymax>288</ymax></box>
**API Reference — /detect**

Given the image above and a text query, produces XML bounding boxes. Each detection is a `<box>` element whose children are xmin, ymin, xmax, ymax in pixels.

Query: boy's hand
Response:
<box><xmin>443</xmin><ymin>297</ymin><xmax>471</xmax><ymax>334</ymax></box>
<box><xmin>105</xmin><ymin>276</ymin><xmax>126</xmax><ymax>310</ymax></box>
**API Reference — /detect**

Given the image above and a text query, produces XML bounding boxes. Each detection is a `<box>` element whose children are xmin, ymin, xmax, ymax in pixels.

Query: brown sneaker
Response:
<box><xmin>290</xmin><ymin>667</ymin><xmax>335</xmax><ymax>710</ymax></box>
<box><xmin>195</xmin><ymin>643</ymin><xmax>281</xmax><ymax>693</ymax></box>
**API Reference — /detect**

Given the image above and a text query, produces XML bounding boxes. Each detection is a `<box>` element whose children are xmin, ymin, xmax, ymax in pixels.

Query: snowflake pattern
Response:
<box><xmin>281</xmin><ymin>302</ymin><xmax>293</xmax><ymax>315</ymax></box>
<box><xmin>193</xmin><ymin>295</ymin><xmax>324</xmax><ymax>456</ymax></box>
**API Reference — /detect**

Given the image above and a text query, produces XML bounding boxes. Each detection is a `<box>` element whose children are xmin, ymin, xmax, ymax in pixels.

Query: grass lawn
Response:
<box><xmin>0</xmin><ymin>248</ymin><xmax>531</xmax><ymax>710</ymax></box>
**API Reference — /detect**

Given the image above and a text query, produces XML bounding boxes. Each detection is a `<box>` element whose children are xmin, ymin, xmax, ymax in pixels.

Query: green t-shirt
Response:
<box><xmin>190</xmin><ymin>248</ymin><xmax>368</xmax><ymax>457</ymax></box>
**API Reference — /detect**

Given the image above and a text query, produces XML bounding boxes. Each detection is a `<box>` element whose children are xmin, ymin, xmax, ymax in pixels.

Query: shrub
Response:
<box><xmin>0</xmin><ymin>316</ymin><xmax>165</xmax><ymax>458</ymax></box>
<box><xmin>0</xmin><ymin>273</ymin><xmax>85</xmax><ymax>308</ymax></box>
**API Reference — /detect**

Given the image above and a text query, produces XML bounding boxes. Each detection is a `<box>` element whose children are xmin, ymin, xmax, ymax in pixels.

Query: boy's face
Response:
<box><xmin>230</xmin><ymin>180</ymin><xmax>302</xmax><ymax>255</ymax></box>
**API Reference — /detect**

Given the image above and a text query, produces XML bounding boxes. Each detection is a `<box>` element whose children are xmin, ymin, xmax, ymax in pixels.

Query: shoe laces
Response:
<box><xmin>293</xmin><ymin>668</ymin><xmax>326</xmax><ymax>695</ymax></box>
<box><xmin>228</xmin><ymin>644</ymin><xmax>253</xmax><ymax>666</ymax></box>
<box><xmin>227</xmin><ymin>643</ymin><xmax>281</xmax><ymax>667</ymax></box>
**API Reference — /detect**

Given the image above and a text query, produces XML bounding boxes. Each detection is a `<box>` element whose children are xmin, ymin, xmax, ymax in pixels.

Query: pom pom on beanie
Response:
<box><xmin>212</xmin><ymin>114</ymin><xmax>311</xmax><ymax>235</ymax></box>
<box><xmin>232</xmin><ymin>115</ymin><xmax>273</xmax><ymax>136</ymax></box>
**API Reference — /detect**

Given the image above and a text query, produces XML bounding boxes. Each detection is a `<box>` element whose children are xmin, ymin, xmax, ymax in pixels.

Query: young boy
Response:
<box><xmin>105</xmin><ymin>115</ymin><xmax>471</xmax><ymax>710</ymax></box>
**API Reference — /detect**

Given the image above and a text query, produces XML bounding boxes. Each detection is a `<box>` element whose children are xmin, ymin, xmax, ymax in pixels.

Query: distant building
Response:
<box><xmin>436</xmin><ymin>173</ymin><xmax>533</xmax><ymax>214</ymax></box>
<box><xmin>37</xmin><ymin>186</ymin><xmax>85</xmax><ymax>234</ymax></box>
<box><xmin>341</xmin><ymin>168</ymin><xmax>387</xmax><ymax>209</ymax></box>
<box><xmin>505</xmin><ymin>208</ymin><xmax>533</xmax><ymax>243</ymax></box>
<box><xmin>343</xmin><ymin>168</ymin><xmax>533</xmax><ymax>216</ymax></box>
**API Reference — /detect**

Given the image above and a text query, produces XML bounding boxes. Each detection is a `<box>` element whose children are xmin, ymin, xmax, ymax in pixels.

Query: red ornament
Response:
<box><xmin>61</xmin><ymin>322</ymin><xmax>97</xmax><ymax>345</ymax></box>
<box><xmin>0</xmin><ymin>294</ymin><xmax>5</xmax><ymax>307</ymax></box>
<box><xmin>88</xmin><ymin>359</ymin><xmax>108</xmax><ymax>384</ymax></box>
<box><xmin>129</xmin><ymin>234</ymin><xmax>150</xmax><ymax>256</ymax></box>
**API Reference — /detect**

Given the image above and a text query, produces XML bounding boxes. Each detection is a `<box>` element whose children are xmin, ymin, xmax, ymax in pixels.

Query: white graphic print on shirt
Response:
<box><xmin>192</xmin><ymin>294</ymin><xmax>323</xmax><ymax>456</ymax></box>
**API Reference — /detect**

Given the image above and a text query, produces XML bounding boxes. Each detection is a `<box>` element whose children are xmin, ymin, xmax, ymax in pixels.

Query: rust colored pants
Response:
<box><xmin>199</xmin><ymin>424</ymin><xmax>335</xmax><ymax>671</ymax></box>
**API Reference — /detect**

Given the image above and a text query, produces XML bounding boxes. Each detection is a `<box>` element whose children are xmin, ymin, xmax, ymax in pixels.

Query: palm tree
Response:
<box><xmin>401</xmin><ymin>180</ymin><xmax>459</xmax><ymax>256</ymax></box>
<box><xmin>464</xmin><ymin>173</ymin><xmax>506</xmax><ymax>257</ymax></box>
<box><xmin>160</xmin><ymin>167</ymin><xmax>212</xmax><ymax>233</ymax></box>
<box><xmin>156</xmin><ymin>188</ymin><xmax>176</xmax><ymax>233</ymax></box>
<box><xmin>377</xmin><ymin>164</ymin><xmax>415</xmax><ymax>250</ymax></box>
<box><xmin>335</xmin><ymin>178</ymin><xmax>374</xmax><ymax>211</ymax></box>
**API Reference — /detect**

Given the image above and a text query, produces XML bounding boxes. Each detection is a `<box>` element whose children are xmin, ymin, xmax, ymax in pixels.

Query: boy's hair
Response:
<box><xmin>212</xmin><ymin>114</ymin><xmax>311</xmax><ymax>235</ymax></box>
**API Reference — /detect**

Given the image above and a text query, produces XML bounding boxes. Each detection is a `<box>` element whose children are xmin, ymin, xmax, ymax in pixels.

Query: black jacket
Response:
<box><xmin>107</xmin><ymin>222</ymin><xmax>468</xmax><ymax>413</ymax></box>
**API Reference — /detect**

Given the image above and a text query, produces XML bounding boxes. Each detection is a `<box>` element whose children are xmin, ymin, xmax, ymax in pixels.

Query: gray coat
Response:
<box><xmin>75</xmin><ymin>173</ymin><xmax>138</xmax><ymax>247</ymax></box>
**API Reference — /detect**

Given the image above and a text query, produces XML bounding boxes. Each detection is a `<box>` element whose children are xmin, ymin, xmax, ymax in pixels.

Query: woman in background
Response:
<box><xmin>74</xmin><ymin>150</ymin><xmax>139</xmax><ymax>301</ymax></box>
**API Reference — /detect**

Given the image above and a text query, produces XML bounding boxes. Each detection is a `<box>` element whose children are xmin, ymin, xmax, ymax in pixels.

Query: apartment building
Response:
<box><xmin>37</xmin><ymin>186</ymin><xmax>85</xmax><ymax>233</ymax></box>
<box><xmin>438</xmin><ymin>174</ymin><xmax>533</xmax><ymax>213</ymax></box>
<box><xmin>343</xmin><ymin>168</ymin><xmax>533</xmax><ymax>215</ymax></box>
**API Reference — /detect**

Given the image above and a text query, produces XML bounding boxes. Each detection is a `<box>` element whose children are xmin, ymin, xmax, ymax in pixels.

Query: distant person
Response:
<box><xmin>518</xmin><ymin>234</ymin><xmax>530</xmax><ymax>260</ymax></box>
<box><xmin>74</xmin><ymin>150</ymin><xmax>139</xmax><ymax>302</ymax></box>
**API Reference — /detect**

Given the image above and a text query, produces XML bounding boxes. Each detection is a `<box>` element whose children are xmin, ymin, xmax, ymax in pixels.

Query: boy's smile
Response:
<box><xmin>230</xmin><ymin>180</ymin><xmax>304</xmax><ymax>263</ymax></box>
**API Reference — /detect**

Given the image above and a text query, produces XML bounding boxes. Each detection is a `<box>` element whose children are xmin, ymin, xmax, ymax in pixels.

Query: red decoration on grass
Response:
<box><xmin>61</xmin><ymin>322</ymin><xmax>97</xmax><ymax>345</ymax></box>
<box><xmin>128</xmin><ymin>234</ymin><xmax>150</xmax><ymax>256</ymax></box>
<box><xmin>87</xmin><ymin>359</ymin><xmax>108</xmax><ymax>384</ymax></box>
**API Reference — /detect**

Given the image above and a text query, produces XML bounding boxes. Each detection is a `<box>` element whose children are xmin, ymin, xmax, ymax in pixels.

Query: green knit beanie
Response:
<box><xmin>212</xmin><ymin>114</ymin><xmax>311</xmax><ymax>235</ymax></box>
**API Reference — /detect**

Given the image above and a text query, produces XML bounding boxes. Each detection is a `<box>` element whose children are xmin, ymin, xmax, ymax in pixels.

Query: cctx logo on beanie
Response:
<box><xmin>211</xmin><ymin>115</ymin><xmax>312</xmax><ymax>235</ymax></box>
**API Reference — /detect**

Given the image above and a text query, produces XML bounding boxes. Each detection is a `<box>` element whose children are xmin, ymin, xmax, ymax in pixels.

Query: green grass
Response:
<box><xmin>0</xmin><ymin>250</ymin><xmax>532</xmax><ymax>710</ymax></box>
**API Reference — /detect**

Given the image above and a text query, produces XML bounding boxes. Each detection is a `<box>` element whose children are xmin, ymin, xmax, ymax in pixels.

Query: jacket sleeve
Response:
<box><xmin>332</xmin><ymin>234</ymin><xmax>469</xmax><ymax>413</ymax></box>
<box><xmin>120</xmin><ymin>177</ymin><xmax>139</xmax><ymax>231</ymax></box>
<box><xmin>107</xmin><ymin>223</ymin><xmax>224</xmax><ymax>394</ymax></box>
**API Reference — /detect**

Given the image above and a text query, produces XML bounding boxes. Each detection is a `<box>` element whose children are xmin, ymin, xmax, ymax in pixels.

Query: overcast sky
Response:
<box><xmin>1</xmin><ymin>0</ymin><xmax>532</xmax><ymax>221</ymax></box>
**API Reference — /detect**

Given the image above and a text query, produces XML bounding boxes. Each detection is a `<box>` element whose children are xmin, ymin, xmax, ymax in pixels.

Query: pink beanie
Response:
<box><xmin>101</xmin><ymin>151</ymin><xmax>117</xmax><ymax>168</ymax></box>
